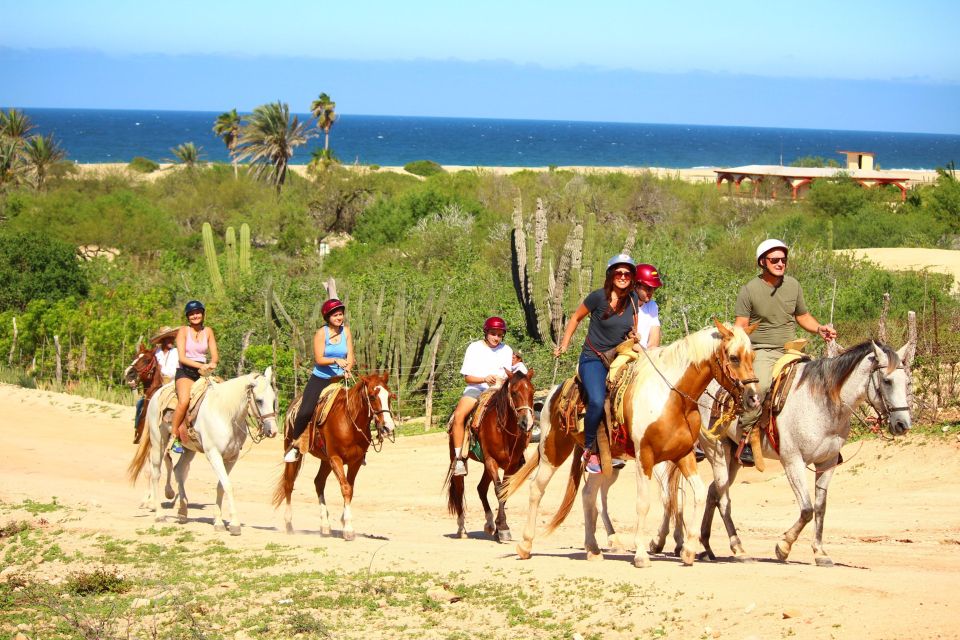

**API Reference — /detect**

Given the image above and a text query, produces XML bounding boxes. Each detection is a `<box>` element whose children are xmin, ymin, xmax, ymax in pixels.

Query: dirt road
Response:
<box><xmin>2</xmin><ymin>383</ymin><xmax>958</xmax><ymax>639</ymax></box>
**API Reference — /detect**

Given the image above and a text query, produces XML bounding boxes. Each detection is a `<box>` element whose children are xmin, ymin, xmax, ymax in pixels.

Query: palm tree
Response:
<box><xmin>212</xmin><ymin>109</ymin><xmax>241</xmax><ymax>178</ymax></box>
<box><xmin>235</xmin><ymin>101</ymin><xmax>312</xmax><ymax>193</ymax></box>
<box><xmin>22</xmin><ymin>134</ymin><xmax>65</xmax><ymax>190</ymax></box>
<box><xmin>0</xmin><ymin>108</ymin><xmax>35</xmax><ymax>143</ymax></box>
<box><xmin>0</xmin><ymin>139</ymin><xmax>23</xmax><ymax>190</ymax></box>
<box><xmin>171</xmin><ymin>142</ymin><xmax>204</xmax><ymax>169</ymax></box>
<box><xmin>309</xmin><ymin>93</ymin><xmax>337</xmax><ymax>156</ymax></box>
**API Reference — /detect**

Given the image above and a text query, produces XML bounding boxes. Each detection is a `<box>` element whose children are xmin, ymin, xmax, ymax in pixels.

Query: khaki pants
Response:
<box><xmin>739</xmin><ymin>348</ymin><xmax>782</xmax><ymax>432</ymax></box>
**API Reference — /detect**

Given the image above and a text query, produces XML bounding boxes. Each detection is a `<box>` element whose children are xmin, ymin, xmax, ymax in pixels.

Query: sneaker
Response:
<box><xmin>694</xmin><ymin>443</ymin><xmax>706</xmax><ymax>463</ymax></box>
<box><xmin>738</xmin><ymin>443</ymin><xmax>755</xmax><ymax>467</ymax></box>
<box><xmin>284</xmin><ymin>447</ymin><xmax>300</xmax><ymax>463</ymax></box>
<box><xmin>582</xmin><ymin>451</ymin><xmax>601</xmax><ymax>475</ymax></box>
<box><xmin>171</xmin><ymin>439</ymin><xmax>184</xmax><ymax>454</ymax></box>
<box><xmin>611</xmin><ymin>458</ymin><xmax>626</xmax><ymax>470</ymax></box>
<box><xmin>453</xmin><ymin>459</ymin><xmax>467</xmax><ymax>477</ymax></box>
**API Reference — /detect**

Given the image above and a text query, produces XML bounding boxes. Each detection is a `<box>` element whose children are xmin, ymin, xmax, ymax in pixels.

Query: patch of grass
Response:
<box><xmin>287</xmin><ymin>610</ymin><xmax>334</xmax><ymax>637</ymax></box>
<box><xmin>0</xmin><ymin>519</ymin><xmax>30</xmax><ymax>538</ymax></box>
<box><xmin>21</xmin><ymin>497</ymin><xmax>63</xmax><ymax>514</ymax></box>
<box><xmin>65</xmin><ymin>567</ymin><xmax>131</xmax><ymax>596</ymax></box>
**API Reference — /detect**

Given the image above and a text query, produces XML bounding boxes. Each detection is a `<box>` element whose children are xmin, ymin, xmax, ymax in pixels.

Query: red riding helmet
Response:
<box><xmin>635</xmin><ymin>264</ymin><xmax>663</xmax><ymax>288</ymax></box>
<box><xmin>483</xmin><ymin>316</ymin><xmax>507</xmax><ymax>333</ymax></box>
<box><xmin>321</xmin><ymin>298</ymin><xmax>345</xmax><ymax>319</ymax></box>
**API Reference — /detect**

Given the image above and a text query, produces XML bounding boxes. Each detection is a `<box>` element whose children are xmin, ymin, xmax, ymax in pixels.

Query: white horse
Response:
<box><xmin>651</xmin><ymin>340</ymin><xmax>911</xmax><ymax>566</ymax></box>
<box><xmin>128</xmin><ymin>368</ymin><xmax>278</xmax><ymax>535</ymax></box>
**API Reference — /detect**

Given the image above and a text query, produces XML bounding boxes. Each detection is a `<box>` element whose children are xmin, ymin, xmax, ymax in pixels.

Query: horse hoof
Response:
<box><xmin>586</xmin><ymin>550</ymin><xmax>604</xmax><ymax>562</ymax></box>
<box><xmin>497</xmin><ymin>530</ymin><xmax>512</xmax><ymax>543</ymax></box>
<box><xmin>815</xmin><ymin>556</ymin><xmax>834</xmax><ymax>567</ymax></box>
<box><xmin>647</xmin><ymin>540</ymin><xmax>664</xmax><ymax>554</ymax></box>
<box><xmin>484</xmin><ymin>525</ymin><xmax>496</xmax><ymax>536</ymax></box>
<box><xmin>775</xmin><ymin>541</ymin><xmax>790</xmax><ymax>562</ymax></box>
<box><xmin>177</xmin><ymin>515</ymin><xmax>188</xmax><ymax>525</ymax></box>
<box><xmin>320</xmin><ymin>527</ymin><xmax>332</xmax><ymax>536</ymax></box>
<box><xmin>229</xmin><ymin>524</ymin><xmax>241</xmax><ymax>536</ymax></box>
<box><xmin>343</xmin><ymin>530</ymin><xmax>355</xmax><ymax>542</ymax></box>
<box><xmin>732</xmin><ymin>554</ymin><xmax>755</xmax><ymax>563</ymax></box>
<box><xmin>285</xmin><ymin>523</ymin><xmax>294</xmax><ymax>535</ymax></box>
<box><xmin>164</xmin><ymin>488</ymin><xmax>175</xmax><ymax>500</ymax></box>
<box><xmin>680</xmin><ymin>548</ymin><xmax>696</xmax><ymax>566</ymax></box>
<box><xmin>516</xmin><ymin>544</ymin><xmax>531</xmax><ymax>560</ymax></box>
<box><xmin>457</xmin><ymin>531</ymin><xmax>469</xmax><ymax>539</ymax></box>
<box><xmin>632</xmin><ymin>555</ymin><xmax>652</xmax><ymax>568</ymax></box>
<box><xmin>696</xmin><ymin>550</ymin><xmax>716</xmax><ymax>562</ymax></box>
<box><xmin>608</xmin><ymin>535</ymin><xmax>626</xmax><ymax>552</ymax></box>
<box><xmin>214</xmin><ymin>523</ymin><xmax>226</xmax><ymax>532</ymax></box>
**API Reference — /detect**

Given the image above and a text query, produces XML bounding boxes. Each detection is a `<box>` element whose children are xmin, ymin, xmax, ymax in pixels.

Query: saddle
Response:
<box><xmin>290</xmin><ymin>382</ymin><xmax>344</xmax><ymax>456</ymax></box>
<box><xmin>156</xmin><ymin>377</ymin><xmax>220</xmax><ymax>452</ymax></box>
<box><xmin>554</xmin><ymin>359</ymin><xmax>638</xmax><ymax>460</ymax></box>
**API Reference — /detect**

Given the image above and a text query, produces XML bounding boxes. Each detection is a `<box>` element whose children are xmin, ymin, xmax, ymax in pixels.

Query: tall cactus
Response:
<box><xmin>239</xmin><ymin>223</ymin><xmax>251</xmax><ymax>275</ymax></box>
<box><xmin>224</xmin><ymin>226</ymin><xmax>238</xmax><ymax>286</ymax></box>
<box><xmin>202</xmin><ymin>222</ymin><xmax>225</xmax><ymax>298</ymax></box>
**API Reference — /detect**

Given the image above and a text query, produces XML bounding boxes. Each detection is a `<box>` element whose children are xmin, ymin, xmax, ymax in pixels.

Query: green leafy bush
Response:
<box><xmin>0</xmin><ymin>231</ymin><xmax>89</xmax><ymax>310</ymax></box>
<box><xmin>403</xmin><ymin>160</ymin><xmax>445</xmax><ymax>177</ymax></box>
<box><xmin>128</xmin><ymin>156</ymin><xmax>160</xmax><ymax>173</ymax></box>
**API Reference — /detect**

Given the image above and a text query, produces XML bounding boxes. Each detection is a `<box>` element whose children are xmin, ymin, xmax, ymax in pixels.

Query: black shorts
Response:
<box><xmin>175</xmin><ymin>366</ymin><xmax>201</xmax><ymax>382</ymax></box>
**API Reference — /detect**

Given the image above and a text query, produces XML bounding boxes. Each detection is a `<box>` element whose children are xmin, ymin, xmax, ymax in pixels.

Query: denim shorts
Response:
<box><xmin>175</xmin><ymin>366</ymin><xmax>200</xmax><ymax>382</ymax></box>
<box><xmin>462</xmin><ymin>387</ymin><xmax>482</xmax><ymax>400</ymax></box>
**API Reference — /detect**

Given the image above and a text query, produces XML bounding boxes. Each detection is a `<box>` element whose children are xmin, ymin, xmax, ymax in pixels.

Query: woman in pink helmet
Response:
<box><xmin>450</xmin><ymin>316</ymin><xmax>514</xmax><ymax>477</ymax></box>
<box><xmin>284</xmin><ymin>298</ymin><xmax>355</xmax><ymax>462</ymax></box>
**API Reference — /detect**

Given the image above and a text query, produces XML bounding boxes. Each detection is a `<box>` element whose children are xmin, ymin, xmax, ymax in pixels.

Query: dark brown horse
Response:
<box><xmin>273</xmin><ymin>372</ymin><xmax>396</xmax><ymax>540</ymax></box>
<box><xmin>447</xmin><ymin>370</ymin><xmax>536</xmax><ymax>542</ymax></box>
<box><xmin>124</xmin><ymin>343</ymin><xmax>164</xmax><ymax>444</ymax></box>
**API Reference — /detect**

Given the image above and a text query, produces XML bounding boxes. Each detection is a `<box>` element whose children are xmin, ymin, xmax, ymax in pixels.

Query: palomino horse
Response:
<box><xmin>502</xmin><ymin>320</ymin><xmax>759</xmax><ymax>567</ymax></box>
<box><xmin>651</xmin><ymin>340</ymin><xmax>911</xmax><ymax>566</ymax></box>
<box><xmin>273</xmin><ymin>372</ymin><xmax>396</xmax><ymax>541</ymax></box>
<box><xmin>127</xmin><ymin>368</ymin><xmax>279</xmax><ymax>535</ymax></box>
<box><xmin>123</xmin><ymin>344</ymin><xmax>174</xmax><ymax>505</ymax></box>
<box><xmin>447</xmin><ymin>370</ymin><xmax>536</xmax><ymax>542</ymax></box>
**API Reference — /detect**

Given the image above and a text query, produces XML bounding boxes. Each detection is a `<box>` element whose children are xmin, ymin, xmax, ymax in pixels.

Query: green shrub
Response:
<box><xmin>0</xmin><ymin>231</ymin><xmax>89</xmax><ymax>310</ymax></box>
<box><xmin>128</xmin><ymin>156</ymin><xmax>160</xmax><ymax>173</ymax></box>
<box><xmin>403</xmin><ymin>160</ymin><xmax>445</xmax><ymax>177</ymax></box>
<box><xmin>65</xmin><ymin>567</ymin><xmax>130</xmax><ymax>596</ymax></box>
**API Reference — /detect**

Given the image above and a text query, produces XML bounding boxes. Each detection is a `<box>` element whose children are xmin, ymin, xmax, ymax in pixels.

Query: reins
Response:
<box><xmin>342</xmin><ymin>375</ymin><xmax>396</xmax><ymax>452</ymax></box>
<box><xmin>244</xmin><ymin>382</ymin><xmax>277</xmax><ymax>445</ymax></box>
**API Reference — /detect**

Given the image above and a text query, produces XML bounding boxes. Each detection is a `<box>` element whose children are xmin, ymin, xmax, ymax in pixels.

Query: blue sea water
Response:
<box><xmin>19</xmin><ymin>108</ymin><xmax>960</xmax><ymax>169</ymax></box>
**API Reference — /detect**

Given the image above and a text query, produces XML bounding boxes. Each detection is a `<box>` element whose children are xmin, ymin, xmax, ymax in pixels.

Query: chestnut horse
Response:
<box><xmin>446</xmin><ymin>370</ymin><xmax>536</xmax><ymax>542</ymax></box>
<box><xmin>273</xmin><ymin>372</ymin><xmax>396</xmax><ymax>541</ymax></box>
<box><xmin>123</xmin><ymin>343</ymin><xmax>174</xmax><ymax>505</ymax></box>
<box><xmin>502</xmin><ymin>320</ymin><xmax>759</xmax><ymax>567</ymax></box>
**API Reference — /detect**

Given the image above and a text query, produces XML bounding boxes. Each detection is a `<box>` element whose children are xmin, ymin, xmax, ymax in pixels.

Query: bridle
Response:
<box><xmin>711</xmin><ymin>345</ymin><xmax>759</xmax><ymax>412</ymax></box>
<box><xmin>244</xmin><ymin>382</ymin><xmax>277</xmax><ymax>444</ymax></box>
<box><xmin>130</xmin><ymin>351</ymin><xmax>158</xmax><ymax>387</ymax></box>
<box><xmin>345</xmin><ymin>378</ymin><xmax>396</xmax><ymax>451</ymax></box>
<box><xmin>510</xmin><ymin>379</ymin><xmax>535</xmax><ymax>433</ymax></box>
<box><xmin>861</xmin><ymin>362</ymin><xmax>910</xmax><ymax>433</ymax></box>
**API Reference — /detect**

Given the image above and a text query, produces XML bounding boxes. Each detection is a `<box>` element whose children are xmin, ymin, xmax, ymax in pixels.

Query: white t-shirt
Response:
<box><xmin>155</xmin><ymin>347</ymin><xmax>179</xmax><ymax>379</ymax></box>
<box><xmin>635</xmin><ymin>300</ymin><xmax>660</xmax><ymax>348</ymax></box>
<box><xmin>512</xmin><ymin>361</ymin><xmax>529</xmax><ymax>376</ymax></box>
<box><xmin>460</xmin><ymin>340</ymin><xmax>514</xmax><ymax>394</ymax></box>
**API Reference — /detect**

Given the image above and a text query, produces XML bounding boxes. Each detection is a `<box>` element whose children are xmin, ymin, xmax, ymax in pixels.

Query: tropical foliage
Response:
<box><xmin>212</xmin><ymin>108</ymin><xmax>242</xmax><ymax>178</ymax></box>
<box><xmin>170</xmin><ymin>142</ymin><xmax>203</xmax><ymax>168</ymax></box>
<box><xmin>235</xmin><ymin>101</ymin><xmax>312</xmax><ymax>193</ymax></box>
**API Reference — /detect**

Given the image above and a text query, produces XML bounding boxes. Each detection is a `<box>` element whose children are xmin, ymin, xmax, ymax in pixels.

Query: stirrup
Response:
<box><xmin>284</xmin><ymin>447</ymin><xmax>300</xmax><ymax>463</ymax></box>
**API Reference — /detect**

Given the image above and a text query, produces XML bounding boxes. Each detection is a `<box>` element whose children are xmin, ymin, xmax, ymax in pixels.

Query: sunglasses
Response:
<box><xmin>765</xmin><ymin>256</ymin><xmax>787</xmax><ymax>265</ymax></box>
<box><xmin>612</xmin><ymin>270</ymin><xmax>633</xmax><ymax>278</ymax></box>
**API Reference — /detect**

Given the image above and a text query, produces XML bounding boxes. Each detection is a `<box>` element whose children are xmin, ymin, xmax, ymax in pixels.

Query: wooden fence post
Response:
<box><xmin>54</xmin><ymin>335</ymin><xmax>63</xmax><ymax>386</ymax></box>
<box><xmin>905</xmin><ymin>310</ymin><xmax>917</xmax><ymax>410</ymax></box>
<box><xmin>877</xmin><ymin>293</ymin><xmax>890</xmax><ymax>343</ymax></box>
<box><xmin>8</xmin><ymin>317</ymin><xmax>16</xmax><ymax>366</ymax></box>
<box><xmin>423</xmin><ymin>325</ymin><xmax>444</xmax><ymax>431</ymax></box>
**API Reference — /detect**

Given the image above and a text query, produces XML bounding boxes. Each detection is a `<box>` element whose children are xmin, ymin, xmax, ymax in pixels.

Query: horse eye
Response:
<box><xmin>883</xmin><ymin>378</ymin><xmax>893</xmax><ymax>386</ymax></box>
<box><xmin>730</xmin><ymin>355</ymin><xmax>740</xmax><ymax>365</ymax></box>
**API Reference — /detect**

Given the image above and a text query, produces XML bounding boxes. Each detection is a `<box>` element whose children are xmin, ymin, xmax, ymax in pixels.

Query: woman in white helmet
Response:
<box><xmin>733</xmin><ymin>239</ymin><xmax>836</xmax><ymax>464</ymax></box>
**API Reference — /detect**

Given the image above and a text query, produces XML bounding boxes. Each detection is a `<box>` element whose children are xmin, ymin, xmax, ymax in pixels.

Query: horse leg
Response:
<box><xmin>581</xmin><ymin>473</ymin><xmax>604</xmax><ymax>561</ymax></box>
<box><xmin>148</xmin><ymin>427</ymin><xmax>166</xmax><ymax>518</ymax></box>
<box><xmin>517</xmin><ymin>453</ymin><xmax>559</xmax><ymax>560</ymax></box>
<box><xmin>282</xmin><ymin>457</ymin><xmax>304</xmax><ymax>534</ymax></box>
<box><xmin>776</xmin><ymin>457</ymin><xmax>814</xmax><ymax>562</ymax></box>
<box><xmin>314</xmin><ymin>461</ymin><xmax>333</xmax><ymax>536</ymax></box>
<box><xmin>326</xmin><ymin>456</ymin><xmax>355</xmax><ymax>541</ymax></box>
<box><xmin>212</xmin><ymin>456</ymin><xmax>240</xmax><ymax>535</ymax></box>
<box><xmin>163</xmin><ymin>450</ymin><xmax>175</xmax><ymax>501</ymax></box>
<box><xmin>173</xmin><ymin>450</ymin><xmax>194</xmax><ymax>525</ymax></box>
<box><xmin>703</xmin><ymin>441</ymin><xmax>747</xmax><ymax>560</ymax></box>
<box><xmin>599</xmin><ymin>468</ymin><xmax>624</xmax><ymax>551</ymax></box>
<box><xmin>478</xmin><ymin>459</ymin><xmax>499</xmax><ymax>538</ymax></box>
<box><xmin>631</xmin><ymin>464</ymin><xmax>653</xmax><ymax>568</ymax></box>
<box><xmin>648</xmin><ymin>461</ymin><xmax>672</xmax><ymax>554</ymax></box>
<box><xmin>811</xmin><ymin>467</ymin><xmax>837</xmax><ymax>567</ymax></box>
<box><xmin>677</xmin><ymin>453</ymin><xmax>706</xmax><ymax>566</ymax></box>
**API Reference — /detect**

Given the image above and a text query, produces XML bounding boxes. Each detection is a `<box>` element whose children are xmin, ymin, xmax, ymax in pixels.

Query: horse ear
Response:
<box><xmin>871</xmin><ymin>341</ymin><xmax>889</xmax><ymax>369</ymax></box>
<box><xmin>713</xmin><ymin>317</ymin><xmax>733</xmax><ymax>338</ymax></box>
<box><xmin>896</xmin><ymin>343</ymin><xmax>912</xmax><ymax>368</ymax></box>
<box><xmin>264</xmin><ymin>365</ymin><xmax>273</xmax><ymax>382</ymax></box>
<box><xmin>744</xmin><ymin>321</ymin><xmax>759</xmax><ymax>336</ymax></box>
<box><xmin>527</xmin><ymin>368</ymin><xmax>535</xmax><ymax>380</ymax></box>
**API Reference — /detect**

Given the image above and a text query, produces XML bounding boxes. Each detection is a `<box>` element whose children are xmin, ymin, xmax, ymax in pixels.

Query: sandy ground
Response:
<box><xmin>839</xmin><ymin>248</ymin><xmax>960</xmax><ymax>292</ymax></box>
<box><xmin>2</xmin><ymin>383</ymin><xmax>959</xmax><ymax>638</ymax></box>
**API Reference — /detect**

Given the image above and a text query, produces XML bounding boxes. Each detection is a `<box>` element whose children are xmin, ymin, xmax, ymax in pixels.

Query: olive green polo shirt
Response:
<box><xmin>734</xmin><ymin>275</ymin><xmax>809</xmax><ymax>349</ymax></box>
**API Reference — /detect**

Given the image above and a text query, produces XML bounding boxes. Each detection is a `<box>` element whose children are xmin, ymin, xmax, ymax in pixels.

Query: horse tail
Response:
<box><xmin>127</xmin><ymin>417</ymin><xmax>152</xmax><ymax>484</ymax></box>
<box><xmin>272</xmin><ymin>439</ymin><xmax>302</xmax><ymax>509</ymax></box>
<box><xmin>660</xmin><ymin>461</ymin><xmax>683</xmax><ymax>526</ymax></box>
<box><xmin>543</xmin><ymin>446</ymin><xmax>583</xmax><ymax>536</ymax></box>
<box><xmin>499</xmin><ymin>446</ymin><xmax>539</xmax><ymax>501</ymax></box>
<box><xmin>447</xmin><ymin>474</ymin><xmax>466</xmax><ymax>518</ymax></box>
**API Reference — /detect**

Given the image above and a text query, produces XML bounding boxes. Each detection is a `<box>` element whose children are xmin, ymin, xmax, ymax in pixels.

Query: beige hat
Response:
<box><xmin>150</xmin><ymin>325</ymin><xmax>179</xmax><ymax>344</ymax></box>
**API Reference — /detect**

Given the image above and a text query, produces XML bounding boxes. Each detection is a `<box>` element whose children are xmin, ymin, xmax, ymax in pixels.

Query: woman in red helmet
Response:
<box><xmin>450</xmin><ymin>316</ymin><xmax>514</xmax><ymax>476</ymax></box>
<box><xmin>284</xmin><ymin>298</ymin><xmax>355</xmax><ymax>463</ymax></box>
<box><xmin>633</xmin><ymin>263</ymin><xmax>663</xmax><ymax>349</ymax></box>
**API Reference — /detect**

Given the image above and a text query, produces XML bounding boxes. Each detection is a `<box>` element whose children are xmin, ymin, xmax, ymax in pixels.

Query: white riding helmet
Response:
<box><xmin>606</xmin><ymin>253</ymin><xmax>636</xmax><ymax>272</ymax></box>
<box><xmin>756</xmin><ymin>239</ymin><xmax>788</xmax><ymax>266</ymax></box>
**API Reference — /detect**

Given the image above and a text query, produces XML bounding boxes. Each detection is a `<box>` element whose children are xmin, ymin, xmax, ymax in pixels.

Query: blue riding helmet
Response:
<box><xmin>184</xmin><ymin>300</ymin><xmax>205</xmax><ymax>316</ymax></box>
<box><xmin>606</xmin><ymin>253</ymin><xmax>636</xmax><ymax>272</ymax></box>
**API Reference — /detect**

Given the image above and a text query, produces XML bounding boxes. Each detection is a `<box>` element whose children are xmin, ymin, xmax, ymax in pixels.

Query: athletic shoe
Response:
<box><xmin>171</xmin><ymin>439</ymin><xmax>184</xmax><ymax>454</ymax></box>
<box><xmin>453</xmin><ymin>459</ymin><xmax>467</xmax><ymax>477</ymax></box>
<box><xmin>738</xmin><ymin>444</ymin><xmax>755</xmax><ymax>467</ymax></box>
<box><xmin>582</xmin><ymin>451</ymin><xmax>601</xmax><ymax>474</ymax></box>
<box><xmin>611</xmin><ymin>458</ymin><xmax>627</xmax><ymax>470</ymax></box>
<box><xmin>284</xmin><ymin>447</ymin><xmax>300</xmax><ymax>463</ymax></box>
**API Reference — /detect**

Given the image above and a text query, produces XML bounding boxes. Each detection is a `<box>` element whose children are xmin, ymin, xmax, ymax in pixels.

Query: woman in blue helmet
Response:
<box><xmin>170</xmin><ymin>300</ymin><xmax>219</xmax><ymax>453</ymax></box>
<box><xmin>554</xmin><ymin>254</ymin><xmax>640</xmax><ymax>474</ymax></box>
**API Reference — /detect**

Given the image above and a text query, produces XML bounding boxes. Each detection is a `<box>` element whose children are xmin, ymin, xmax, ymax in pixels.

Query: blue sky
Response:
<box><xmin>2</xmin><ymin>0</ymin><xmax>959</xmax><ymax>133</ymax></box>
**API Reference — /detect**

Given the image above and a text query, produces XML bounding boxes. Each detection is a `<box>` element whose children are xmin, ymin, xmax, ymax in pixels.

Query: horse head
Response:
<box><xmin>712</xmin><ymin>318</ymin><xmax>760</xmax><ymax>412</ymax></box>
<box><xmin>362</xmin><ymin>371</ymin><xmax>397</xmax><ymax>437</ymax></box>
<box><xmin>507</xmin><ymin>369</ymin><xmax>536</xmax><ymax>432</ymax></box>
<box><xmin>867</xmin><ymin>342</ymin><xmax>912</xmax><ymax>436</ymax></box>
<box><xmin>124</xmin><ymin>343</ymin><xmax>157</xmax><ymax>389</ymax></box>
<box><xmin>247</xmin><ymin>366</ymin><xmax>279</xmax><ymax>438</ymax></box>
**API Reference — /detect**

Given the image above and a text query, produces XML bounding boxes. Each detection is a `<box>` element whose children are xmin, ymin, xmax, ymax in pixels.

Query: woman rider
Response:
<box><xmin>633</xmin><ymin>263</ymin><xmax>663</xmax><ymax>349</ymax></box>
<box><xmin>450</xmin><ymin>316</ymin><xmax>514</xmax><ymax>477</ymax></box>
<box><xmin>171</xmin><ymin>300</ymin><xmax>219</xmax><ymax>453</ymax></box>
<box><xmin>554</xmin><ymin>254</ymin><xmax>639</xmax><ymax>474</ymax></box>
<box><xmin>284</xmin><ymin>298</ymin><xmax>355</xmax><ymax>463</ymax></box>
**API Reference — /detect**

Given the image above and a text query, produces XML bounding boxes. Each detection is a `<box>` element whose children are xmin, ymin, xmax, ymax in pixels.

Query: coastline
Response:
<box><xmin>71</xmin><ymin>163</ymin><xmax>942</xmax><ymax>185</ymax></box>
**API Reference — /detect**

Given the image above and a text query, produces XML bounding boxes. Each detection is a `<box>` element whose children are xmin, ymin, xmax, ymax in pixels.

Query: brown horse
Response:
<box><xmin>124</xmin><ymin>343</ymin><xmax>164</xmax><ymax>444</ymax></box>
<box><xmin>502</xmin><ymin>320</ymin><xmax>759</xmax><ymax>567</ymax></box>
<box><xmin>447</xmin><ymin>370</ymin><xmax>536</xmax><ymax>542</ymax></box>
<box><xmin>273</xmin><ymin>372</ymin><xmax>396</xmax><ymax>541</ymax></box>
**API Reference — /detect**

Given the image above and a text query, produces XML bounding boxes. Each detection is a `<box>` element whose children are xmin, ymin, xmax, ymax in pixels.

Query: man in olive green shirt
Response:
<box><xmin>734</xmin><ymin>239</ymin><xmax>837</xmax><ymax>464</ymax></box>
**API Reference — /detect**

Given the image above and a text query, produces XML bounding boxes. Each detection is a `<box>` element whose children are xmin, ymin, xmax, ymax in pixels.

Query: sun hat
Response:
<box><xmin>149</xmin><ymin>326</ymin><xmax>179</xmax><ymax>344</ymax></box>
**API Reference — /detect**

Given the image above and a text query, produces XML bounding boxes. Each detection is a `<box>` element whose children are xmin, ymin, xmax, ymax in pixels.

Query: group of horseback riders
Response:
<box><xmin>134</xmin><ymin>238</ymin><xmax>835</xmax><ymax>469</ymax></box>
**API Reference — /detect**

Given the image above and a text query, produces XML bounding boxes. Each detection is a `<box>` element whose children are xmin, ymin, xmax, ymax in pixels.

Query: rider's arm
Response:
<box><xmin>555</xmin><ymin>303</ymin><xmax>590</xmax><ymax>356</ymax></box>
<box><xmin>795</xmin><ymin>312</ymin><xmax>836</xmax><ymax>341</ymax></box>
<box><xmin>734</xmin><ymin>316</ymin><xmax>750</xmax><ymax>329</ymax></box>
<box><xmin>343</xmin><ymin>327</ymin><xmax>355</xmax><ymax>371</ymax></box>
<box><xmin>206</xmin><ymin>328</ymin><xmax>219</xmax><ymax>369</ymax></box>
<box><xmin>647</xmin><ymin>326</ymin><xmax>662</xmax><ymax>348</ymax></box>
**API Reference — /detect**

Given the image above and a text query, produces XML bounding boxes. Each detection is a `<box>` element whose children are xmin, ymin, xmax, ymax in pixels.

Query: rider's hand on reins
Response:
<box><xmin>553</xmin><ymin>344</ymin><xmax>567</xmax><ymax>358</ymax></box>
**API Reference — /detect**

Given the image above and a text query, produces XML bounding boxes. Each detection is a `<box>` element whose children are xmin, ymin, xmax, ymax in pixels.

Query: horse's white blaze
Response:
<box><xmin>377</xmin><ymin>386</ymin><xmax>396</xmax><ymax>432</ymax></box>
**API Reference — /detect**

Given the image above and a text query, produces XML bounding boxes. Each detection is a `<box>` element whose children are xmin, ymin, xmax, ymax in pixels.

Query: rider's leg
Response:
<box><xmin>286</xmin><ymin>375</ymin><xmax>331</xmax><ymax>461</ymax></box>
<box><xmin>737</xmin><ymin>348</ymin><xmax>779</xmax><ymax>463</ymax></box>
<box><xmin>451</xmin><ymin>393</ymin><xmax>479</xmax><ymax>475</ymax></box>
<box><xmin>579</xmin><ymin>355</ymin><xmax>608</xmax><ymax>473</ymax></box>
<box><xmin>171</xmin><ymin>377</ymin><xmax>194</xmax><ymax>442</ymax></box>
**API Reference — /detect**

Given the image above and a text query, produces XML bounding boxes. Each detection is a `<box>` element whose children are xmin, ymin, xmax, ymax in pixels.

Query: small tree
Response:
<box><xmin>170</xmin><ymin>142</ymin><xmax>204</xmax><ymax>169</ymax></box>
<box><xmin>0</xmin><ymin>231</ymin><xmax>89</xmax><ymax>310</ymax></box>
<box><xmin>310</xmin><ymin>93</ymin><xmax>337</xmax><ymax>158</ymax></box>
<box><xmin>212</xmin><ymin>109</ymin><xmax>242</xmax><ymax>178</ymax></box>
<box><xmin>22</xmin><ymin>134</ymin><xmax>66</xmax><ymax>190</ymax></box>
<box><xmin>235</xmin><ymin>101</ymin><xmax>312</xmax><ymax>194</ymax></box>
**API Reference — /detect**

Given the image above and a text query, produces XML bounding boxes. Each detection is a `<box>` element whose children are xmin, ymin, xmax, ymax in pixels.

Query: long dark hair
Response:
<box><xmin>600</xmin><ymin>268</ymin><xmax>632</xmax><ymax>319</ymax></box>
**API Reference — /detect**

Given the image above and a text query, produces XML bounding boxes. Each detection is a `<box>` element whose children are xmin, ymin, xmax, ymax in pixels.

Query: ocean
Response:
<box><xmin>19</xmin><ymin>108</ymin><xmax>960</xmax><ymax>169</ymax></box>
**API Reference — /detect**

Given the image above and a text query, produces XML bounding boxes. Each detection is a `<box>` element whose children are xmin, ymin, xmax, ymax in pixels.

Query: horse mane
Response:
<box><xmin>207</xmin><ymin>373</ymin><xmax>259</xmax><ymax>421</ymax></box>
<box><xmin>798</xmin><ymin>341</ymin><xmax>899</xmax><ymax>404</ymax></box>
